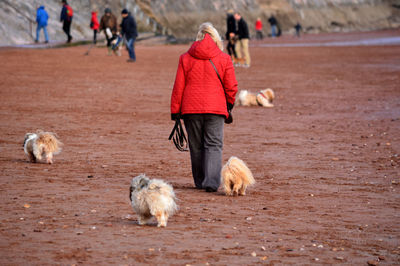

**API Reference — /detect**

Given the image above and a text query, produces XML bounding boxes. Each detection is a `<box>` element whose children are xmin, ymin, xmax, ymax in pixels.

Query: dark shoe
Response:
<box><xmin>127</xmin><ymin>59</ymin><xmax>136</xmax><ymax>63</ymax></box>
<box><xmin>34</xmin><ymin>40</ymin><xmax>38</xmax><ymax>43</ymax></box>
<box><xmin>45</xmin><ymin>40</ymin><xmax>49</xmax><ymax>43</ymax></box>
<box><xmin>205</xmin><ymin>187</ymin><xmax>217</xmax><ymax>193</ymax></box>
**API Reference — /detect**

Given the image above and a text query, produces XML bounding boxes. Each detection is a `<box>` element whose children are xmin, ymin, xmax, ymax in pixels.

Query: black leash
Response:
<box><xmin>168</xmin><ymin>118</ymin><xmax>188</xmax><ymax>152</ymax></box>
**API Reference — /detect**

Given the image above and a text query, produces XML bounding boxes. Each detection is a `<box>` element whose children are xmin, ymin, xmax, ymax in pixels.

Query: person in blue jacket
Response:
<box><xmin>35</xmin><ymin>5</ymin><xmax>49</xmax><ymax>43</ymax></box>
<box><xmin>120</xmin><ymin>9</ymin><xmax>138</xmax><ymax>62</ymax></box>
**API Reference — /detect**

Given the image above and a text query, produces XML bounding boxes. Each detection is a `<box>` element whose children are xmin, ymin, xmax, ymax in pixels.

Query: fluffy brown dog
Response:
<box><xmin>23</xmin><ymin>131</ymin><xmax>62</xmax><ymax>164</ymax></box>
<box><xmin>235</xmin><ymin>88</ymin><xmax>275</xmax><ymax>107</ymax></box>
<box><xmin>221</xmin><ymin>156</ymin><xmax>255</xmax><ymax>196</ymax></box>
<box><xmin>129</xmin><ymin>174</ymin><xmax>178</xmax><ymax>227</ymax></box>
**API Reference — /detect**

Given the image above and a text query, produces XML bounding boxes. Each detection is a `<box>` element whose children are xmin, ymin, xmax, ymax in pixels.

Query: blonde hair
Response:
<box><xmin>196</xmin><ymin>22</ymin><xmax>223</xmax><ymax>51</ymax></box>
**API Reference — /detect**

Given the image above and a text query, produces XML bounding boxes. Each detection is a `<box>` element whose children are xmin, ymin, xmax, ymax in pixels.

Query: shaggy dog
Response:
<box><xmin>221</xmin><ymin>156</ymin><xmax>255</xmax><ymax>196</ymax></box>
<box><xmin>129</xmin><ymin>174</ymin><xmax>178</xmax><ymax>227</ymax></box>
<box><xmin>23</xmin><ymin>131</ymin><xmax>62</xmax><ymax>164</ymax></box>
<box><xmin>235</xmin><ymin>88</ymin><xmax>275</xmax><ymax>107</ymax></box>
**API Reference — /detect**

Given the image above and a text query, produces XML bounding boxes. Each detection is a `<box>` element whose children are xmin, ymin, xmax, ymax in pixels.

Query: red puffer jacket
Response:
<box><xmin>171</xmin><ymin>33</ymin><xmax>238</xmax><ymax>118</ymax></box>
<box><xmin>90</xmin><ymin>12</ymin><xmax>100</xmax><ymax>30</ymax></box>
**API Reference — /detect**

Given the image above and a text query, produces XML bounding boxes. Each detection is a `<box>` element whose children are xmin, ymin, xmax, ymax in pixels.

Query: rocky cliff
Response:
<box><xmin>137</xmin><ymin>0</ymin><xmax>400</xmax><ymax>40</ymax></box>
<box><xmin>0</xmin><ymin>0</ymin><xmax>399</xmax><ymax>46</ymax></box>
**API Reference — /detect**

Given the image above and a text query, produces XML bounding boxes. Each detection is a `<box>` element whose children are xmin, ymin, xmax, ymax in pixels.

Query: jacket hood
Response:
<box><xmin>39</xmin><ymin>6</ymin><xmax>45</xmax><ymax>9</ymax></box>
<box><xmin>188</xmin><ymin>33</ymin><xmax>222</xmax><ymax>60</ymax></box>
<box><xmin>91</xmin><ymin>11</ymin><xmax>97</xmax><ymax>15</ymax></box>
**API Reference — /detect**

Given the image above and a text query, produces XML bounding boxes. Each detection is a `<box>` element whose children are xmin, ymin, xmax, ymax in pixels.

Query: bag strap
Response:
<box><xmin>209</xmin><ymin>59</ymin><xmax>223</xmax><ymax>86</ymax></box>
<box><xmin>209</xmin><ymin>59</ymin><xmax>230</xmax><ymax>108</ymax></box>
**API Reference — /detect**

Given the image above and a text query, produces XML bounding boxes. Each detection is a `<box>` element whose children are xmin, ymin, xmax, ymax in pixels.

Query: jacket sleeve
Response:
<box><xmin>99</xmin><ymin>17</ymin><xmax>104</xmax><ymax>31</ymax></box>
<box><xmin>130</xmin><ymin>17</ymin><xmax>138</xmax><ymax>37</ymax></box>
<box><xmin>222</xmin><ymin>57</ymin><xmax>238</xmax><ymax>105</ymax></box>
<box><xmin>170</xmin><ymin>55</ymin><xmax>185</xmax><ymax>114</ymax></box>
<box><xmin>60</xmin><ymin>6</ymin><xmax>66</xmax><ymax>22</ymax></box>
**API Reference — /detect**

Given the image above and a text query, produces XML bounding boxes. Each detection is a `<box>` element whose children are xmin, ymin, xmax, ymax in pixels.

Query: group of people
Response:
<box><xmin>34</xmin><ymin>0</ymin><xmax>72</xmax><ymax>43</ymax></box>
<box><xmin>91</xmin><ymin>7</ymin><xmax>138</xmax><ymax>62</ymax></box>
<box><xmin>226</xmin><ymin>10</ymin><xmax>251</xmax><ymax>68</ymax></box>
<box><xmin>35</xmin><ymin>1</ymin><xmax>138</xmax><ymax>62</ymax></box>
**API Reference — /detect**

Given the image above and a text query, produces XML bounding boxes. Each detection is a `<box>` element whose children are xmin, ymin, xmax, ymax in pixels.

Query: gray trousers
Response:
<box><xmin>183</xmin><ymin>114</ymin><xmax>224</xmax><ymax>190</ymax></box>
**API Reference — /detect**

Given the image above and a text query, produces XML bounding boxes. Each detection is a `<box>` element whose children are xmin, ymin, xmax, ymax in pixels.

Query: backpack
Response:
<box><xmin>66</xmin><ymin>5</ymin><xmax>73</xmax><ymax>17</ymax></box>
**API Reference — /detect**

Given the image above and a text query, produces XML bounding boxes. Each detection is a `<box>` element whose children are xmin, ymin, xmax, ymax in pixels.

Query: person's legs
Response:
<box><xmin>126</xmin><ymin>37</ymin><xmax>136</xmax><ymax>61</ymax></box>
<box><xmin>202</xmin><ymin>114</ymin><xmax>224</xmax><ymax>191</ymax></box>
<box><xmin>93</xmin><ymin>29</ymin><xmax>97</xmax><ymax>44</ymax></box>
<box><xmin>242</xmin><ymin>38</ymin><xmax>250</xmax><ymax>66</ymax></box>
<box><xmin>106</xmin><ymin>36</ymin><xmax>113</xmax><ymax>55</ymax></box>
<box><xmin>235</xmin><ymin>39</ymin><xmax>243</xmax><ymax>63</ymax></box>
<box><xmin>43</xmin><ymin>26</ymin><xmax>49</xmax><ymax>42</ymax></box>
<box><xmin>183</xmin><ymin>115</ymin><xmax>205</xmax><ymax>189</ymax></box>
<box><xmin>271</xmin><ymin>25</ymin><xmax>276</xmax><ymax>37</ymax></box>
<box><xmin>63</xmin><ymin>20</ymin><xmax>72</xmax><ymax>42</ymax></box>
<box><xmin>35</xmin><ymin>25</ymin><xmax>40</xmax><ymax>42</ymax></box>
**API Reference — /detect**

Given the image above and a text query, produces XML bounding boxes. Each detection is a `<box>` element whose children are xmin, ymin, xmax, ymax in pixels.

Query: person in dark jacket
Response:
<box><xmin>60</xmin><ymin>0</ymin><xmax>73</xmax><ymax>43</ymax></box>
<box><xmin>225</xmin><ymin>9</ymin><xmax>237</xmax><ymax>61</ymax></box>
<box><xmin>35</xmin><ymin>5</ymin><xmax>49</xmax><ymax>43</ymax></box>
<box><xmin>170</xmin><ymin>23</ymin><xmax>238</xmax><ymax>192</ymax></box>
<box><xmin>268</xmin><ymin>15</ymin><xmax>278</xmax><ymax>37</ymax></box>
<box><xmin>99</xmin><ymin>8</ymin><xmax>118</xmax><ymax>55</ymax></box>
<box><xmin>294</xmin><ymin>22</ymin><xmax>302</xmax><ymax>37</ymax></box>
<box><xmin>234</xmin><ymin>12</ymin><xmax>251</xmax><ymax>67</ymax></box>
<box><xmin>120</xmin><ymin>9</ymin><xmax>138</xmax><ymax>62</ymax></box>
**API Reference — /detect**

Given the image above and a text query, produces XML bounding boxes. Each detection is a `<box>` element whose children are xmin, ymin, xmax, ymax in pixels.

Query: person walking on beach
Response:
<box><xmin>268</xmin><ymin>15</ymin><xmax>278</xmax><ymax>37</ymax></box>
<box><xmin>99</xmin><ymin>8</ymin><xmax>118</xmax><ymax>55</ymax></box>
<box><xmin>60</xmin><ymin>0</ymin><xmax>73</xmax><ymax>43</ymax></box>
<box><xmin>225</xmin><ymin>9</ymin><xmax>237</xmax><ymax>62</ymax></box>
<box><xmin>35</xmin><ymin>5</ymin><xmax>49</xmax><ymax>43</ymax></box>
<box><xmin>170</xmin><ymin>22</ymin><xmax>238</xmax><ymax>192</ymax></box>
<box><xmin>255</xmin><ymin>17</ymin><xmax>263</xmax><ymax>40</ymax></box>
<box><xmin>294</xmin><ymin>22</ymin><xmax>302</xmax><ymax>37</ymax></box>
<box><xmin>234</xmin><ymin>12</ymin><xmax>251</xmax><ymax>67</ymax></box>
<box><xmin>90</xmin><ymin>9</ymin><xmax>100</xmax><ymax>44</ymax></box>
<box><xmin>120</xmin><ymin>9</ymin><xmax>138</xmax><ymax>62</ymax></box>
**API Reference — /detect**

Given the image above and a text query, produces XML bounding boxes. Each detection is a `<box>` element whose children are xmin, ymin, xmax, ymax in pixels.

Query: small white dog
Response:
<box><xmin>23</xmin><ymin>131</ymin><xmax>62</xmax><ymax>164</ymax></box>
<box><xmin>129</xmin><ymin>174</ymin><xmax>178</xmax><ymax>227</ymax></box>
<box><xmin>221</xmin><ymin>156</ymin><xmax>255</xmax><ymax>196</ymax></box>
<box><xmin>235</xmin><ymin>88</ymin><xmax>275</xmax><ymax>107</ymax></box>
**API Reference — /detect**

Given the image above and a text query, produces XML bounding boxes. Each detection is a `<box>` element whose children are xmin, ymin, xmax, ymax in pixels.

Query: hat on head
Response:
<box><xmin>104</xmin><ymin>8</ymin><xmax>111</xmax><ymax>13</ymax></box>
<box><xmin>121</xmin><ymin>9</ymin><xmax>128</xmax><ymax>14</ymax></box>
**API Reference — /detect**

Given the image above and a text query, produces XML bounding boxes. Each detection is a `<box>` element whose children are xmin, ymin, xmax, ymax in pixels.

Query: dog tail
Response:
<box><xmin>225</xmin><ymin>156</ymin><xmax>255</xmax><ymax>186</ymax></box>
<box><xmin>36</xmin><ymin>131</ymin><xmax>63</xmax><ymax>154</ymax></box>
<box><xmin>265</xmin><ymin>88</ymin><xmax>275</xmax><ymax>102</ymax></box>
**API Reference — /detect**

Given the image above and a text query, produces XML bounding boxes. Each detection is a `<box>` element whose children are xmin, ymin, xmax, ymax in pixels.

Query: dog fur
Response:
<box><xmin>221</xmin><ymin>156</ymin><xmax>255</xmax><ymax>196</ymax></box>
<box><xmin>129</xmin><ymin>174</ymin><xmax>178</xmax><ymax>227</ymax></box>
<box><xmin>23</xmin><ymin>131</ymin><xmax>62</xmax><ymax>164</ymax></box>
<box><xmin>235</xmin><ymin>88</ymin><xmax>275</xmax><ymax>107</ymax></box>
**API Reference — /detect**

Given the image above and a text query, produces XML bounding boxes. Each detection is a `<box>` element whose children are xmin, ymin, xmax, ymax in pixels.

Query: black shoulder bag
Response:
<box><xmin>209</xmin><ymin>59</ymin><xmax>233</xmax><ymax>124</ymax></box>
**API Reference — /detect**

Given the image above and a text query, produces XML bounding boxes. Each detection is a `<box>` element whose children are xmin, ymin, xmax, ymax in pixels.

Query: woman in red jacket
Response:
<box><xmin>170</xmin><ymin>22</ymin><xmax>238</xmax><ymax>192</ymax></box>
<box><xmin>90</xmin><ymin>9</ymin><xmax>100</xmax><ymax>44</ymax></box>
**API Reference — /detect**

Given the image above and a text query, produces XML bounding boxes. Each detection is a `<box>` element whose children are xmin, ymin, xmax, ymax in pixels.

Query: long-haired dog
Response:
<box><xmin>235</xmin><ymin>88</ymin><xmax>275</xmax><ymax>107</ymax></box>
<box><xmin>221</xmin><ymin>156</ymin><xmax>255</xmax><ymax>196</ymax></box>
<box><xmin>23</xmin><ymin>131</ymin><xmax>62</xmax><ymax>164</ymax></box>
<box><xmin>129</xmin><ymin>174</ymin><xmax>178</xmax><ymax>227</ymax></box>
